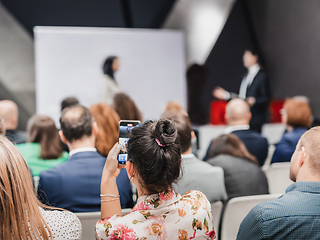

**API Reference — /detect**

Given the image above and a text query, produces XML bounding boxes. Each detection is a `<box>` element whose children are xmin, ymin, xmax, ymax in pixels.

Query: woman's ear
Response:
<box><xmin>126</xmin><ymin>161</ymin><xmax>134</xmax><ymax>179</ymax></box>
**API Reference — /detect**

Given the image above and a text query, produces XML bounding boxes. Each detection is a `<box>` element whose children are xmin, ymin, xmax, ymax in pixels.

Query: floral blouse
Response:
<box><xmin>95</xmin><ymin>190</ymin><xmax>216</xmax><ymax>240</ymax></box>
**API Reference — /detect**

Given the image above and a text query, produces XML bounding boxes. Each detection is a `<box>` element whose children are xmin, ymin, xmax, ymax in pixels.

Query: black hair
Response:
<box><xmin>103</xmin><ymin>56</ymin><xmax>117</xmax><ymax>80</ymax></box>
<box><xmin>127</xmin><ymin>119</ymin><xmax>181</xmax><ymax>194</ymax></box>
<box><xmin>60</xmin><ymin>97</ymin><xmax>79</xmax><ymax>112</ymax></box>
<box><xmin>59</xmin><ymin>105</ymin><xmax>93</xmax><ymax>143</ymax></box>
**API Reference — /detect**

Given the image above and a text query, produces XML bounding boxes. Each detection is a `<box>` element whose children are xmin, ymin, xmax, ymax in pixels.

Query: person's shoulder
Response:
<box><xmin>186</xmin><ymin>156</ymin><xmax>224</xmax><ymax>173</ymax></box>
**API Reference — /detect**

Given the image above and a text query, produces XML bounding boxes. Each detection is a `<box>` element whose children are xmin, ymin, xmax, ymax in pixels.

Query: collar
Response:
<box><xmin>286</xmin><ymin>181</ymin><xmax>320</xmax><ymax>194</ymax></box>
<box><xmin>224</xmin><ymin>125</ymin><xmax>250</xmax><ymax>134</ymax></box>
<box><xmin>69</xmin><ymin>147</ymin><xmax>97</xmax><ymax>157</ymax></box>
<box><xmin>248</xmin><ymin>64</ymin><xmax>260</xmax><ymax>75</ymax></box>
<box><xmin>132</xmin><ymin>189</ymin><xmax>182</xmax><ymax>212</ymax></box>
<box><xmin>181</xmin><ymin>153</ymin><xmax>194</xmax><ymax>159</ymax></box>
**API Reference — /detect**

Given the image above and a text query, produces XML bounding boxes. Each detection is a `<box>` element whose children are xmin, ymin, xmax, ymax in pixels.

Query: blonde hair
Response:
<box><xmin>0</xmin><ymin>136</ymin><xmax>53</xmax><ymax>240</ymax></box>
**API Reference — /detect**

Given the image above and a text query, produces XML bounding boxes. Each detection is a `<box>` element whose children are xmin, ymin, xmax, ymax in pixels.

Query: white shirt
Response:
<box><xmin>224</xmin><ymin>124</ymin><xmax>250</xmax><ymax>134</ymax></box>
<box><xmin>238</xmin><ymin>64</ymin><xmax>260</xmax><ymax>99</ymax></box>
<box><xmin>69</xmin><ymin>147</ymin><xmax>97</xmax><ymax>157</ymax></box>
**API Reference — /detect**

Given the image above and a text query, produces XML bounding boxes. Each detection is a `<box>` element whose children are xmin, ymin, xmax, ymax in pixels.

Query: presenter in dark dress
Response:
<box><xmin>213</xmin><ymin>49</ymin><xmax>271</xmax><ymax>133</ymax></box>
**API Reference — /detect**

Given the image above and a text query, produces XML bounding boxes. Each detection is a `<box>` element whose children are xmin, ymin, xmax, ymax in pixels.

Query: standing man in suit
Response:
<box><xmin>38</xmin><ymin>105</ymin><xmax>133</xmax><ymax>212</ymax></box>
<box><xmin>213</xmin><ymin>48</ymin><xmax>271</xmax><ymax>133</ymax></box>
<box><xmin>203</xmin><ymin>98</ymin><xmax>269</xmax><ymax>166</ymax></box>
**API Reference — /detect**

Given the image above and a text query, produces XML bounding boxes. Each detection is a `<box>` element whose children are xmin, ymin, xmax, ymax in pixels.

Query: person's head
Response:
<box><xmin>225</xmin><ymin>98</ymin><xmax>251</xmax><ymax>126</ymax></box>
<box><xmin>0</xmin><ymin>100</ymin><xmax>18</xmax><ymax>130</ymax></box>
<box><xmin>290</xmin><ymin>127</ymin><xmax>320</xmax><ymax>182</ymax></box>
<box><xmin>0</xmin><ymin>136</ymin><xmax>53</xmax><ymax>239</ymax></box>
<box><xmin>59</xmin><ymin>105</ymin><xmax>96</xmax><ymax>144</ymax></box>
<box><xmin>60</xmin><ymin>97</ymin><xmax>79</xmax><ymax>112</ymax></box>
<box><xmin>281</xmin><ymin>98</ymin><xmax>312</xmax><ymax>128</ymax></box>
<box><xmin>292</xmin><ymin>95</ymin><xmax>315</xmax><ymax>115</ymax></box>
<box><xmin>0</xmin><ymin>118</ymin><xmax>6</xmax><ymax>135</ymax></box>
<box><xmin>161</xmin><ymin>110</ymin><xmax>193</xmax><ymax>154</ymax></box>
<box><xmin>90</xmin><ymin>103</ymin><xmax>120</xmax><ymax>157</ymax></box>
<box><xmin>113</xmin><ymin>93</ymin><xmax>142</xmax><ymax>122</ymax></box>
<box><xmin>208</xmin><ymin>134</ymin><xmax>258</xmax><ymax>164</ymax></box>
<box><xmin>103</xmin><ymin>56</ymin><xmax>119</xmax><ymax>79</ymax></box>
<box><xmin>27</xmin><ymin>115</ymin><xmax>63</xmax><ymax>159</ymax></box>
<box><xmin>127</xmin><ymin>119</ymin><xmax>181</xmax><ymax>195</ymax></box>
<box><xmin>243</xmin><ymin>48</ymin><xmax>259</xmax><ymax>68</ymax></box>
<box><xmin>163</xmin><ymin>101</ymin><xmax>185</xmax><ymax>113</ymax></box>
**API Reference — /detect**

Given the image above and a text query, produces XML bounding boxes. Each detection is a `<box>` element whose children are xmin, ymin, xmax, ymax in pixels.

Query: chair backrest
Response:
<box><xmin>221</xmin><ymin>194</ymin><xmax>281</xmax><ymax>240</ymax></box>
<box><xmin>211</xmin><ymin>201</ymin><xmax>223</xmax><ymax>237</ymax></box>
<box><xmin>76</xmin><ymin>209</ymin><xmax>132</xmax><ymax>240</ymax></box>
<box><xmin>263</xmin><ymin>162</ymin><xmax>293</xmax><ymax>194</ymax></box>
<box><xmin>33</xmin><ymin>176</ymin><xmax>39</xmax><ymax>194</ymax></box>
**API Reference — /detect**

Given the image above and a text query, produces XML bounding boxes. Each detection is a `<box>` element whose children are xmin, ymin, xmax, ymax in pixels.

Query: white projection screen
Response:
<box><xmin>34</xmin><ymin>27</ymin><xmax>185</xmax><ymax>125</ymax></box>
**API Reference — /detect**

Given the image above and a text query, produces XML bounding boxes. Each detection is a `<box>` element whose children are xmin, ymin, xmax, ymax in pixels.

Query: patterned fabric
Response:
<box><xmin>95</xmin><ymin>190</ymin><xmax>216</xmax><ymax>240</ymax></box>
<box><xmin>237</xmin><ymin>181</ymin><xmax>320</xmax><ymax>240</ymax></box>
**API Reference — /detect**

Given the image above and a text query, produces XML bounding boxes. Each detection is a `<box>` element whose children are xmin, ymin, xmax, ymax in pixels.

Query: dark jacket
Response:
<box><xmin>38</xmin><ymin>151</ymin><xmax>133</xmax><ymax>212</ymax></box>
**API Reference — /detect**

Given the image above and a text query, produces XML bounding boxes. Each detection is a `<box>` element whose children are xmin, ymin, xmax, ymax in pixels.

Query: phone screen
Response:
<box><xmin>118</xmin><ymin>120</ymin><xmax>140</xmax><ymax>165</ymax></box>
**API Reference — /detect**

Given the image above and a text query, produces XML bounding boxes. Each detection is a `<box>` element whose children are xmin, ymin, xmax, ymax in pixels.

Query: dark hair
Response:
<box><xmin>113</xmin><ymin>93</ymin><xmax>142</xmax><ymax>121</ymax></box>
<box><xmin>127</xmin><ymin>119</ymin><xmax>181</xmax><ymax>194</ymax></box>
<box><xmin>103</xmin><ymin>56</ymin><xmax>117</xmax><ymax>80</ymax></box>
<box><xmin>61</xmin><ymin>97</ymin><xmax>79</xmax><ymax>112</ymax></box>
<box><xmin>60</xmin><ymin>105</ymin><xmax>93</xmax><ymax>143</ymax></box>
<box><xmin>245</xmin><ymin>46</ymin><xmax>259</xmax><ymax>56</ymax></box>
<box><xmin>209</xmin><ymin>134</ymin><xmax>258</xmax><ymax>164</ymax></box>
<box><xmin>90</xmin><ymin>103</ymin><xmax>120</xmax><ymax>157</ymax></box>
<box><xmin>27</xmin><ymin>115</ymin><xmax>63</xmax><ymax>159</ymax></box>
<box><xmin>161</xmin><ymin>110</ymin><xmax>192</xmax><ymax>153</ymax></box>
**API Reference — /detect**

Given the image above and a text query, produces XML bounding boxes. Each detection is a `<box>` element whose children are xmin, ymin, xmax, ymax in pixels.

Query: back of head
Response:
<box><xmin>0</xmin><ymin>100</ymin><xmax>18</xmax><ymax>130</ymax></box>
<box><xmin>127</xmin><ymin>119</ymin><xmax>181</xmax><ymax>194</ymax></box>
<box><xmin>61</xmin><ymin>97</ymin><xmax>79</xmax><ymax>112</ymax></box>
<box><xmin>60</xmin><ymin>105</ymin><xmax>93</xmax><ymax>143</ymax></box>
<box><xmin>90</xmin><ymin>103</ymin><xmax>120</xmax><ymax>156</ymax></box>
<box><xmin>27</xmin><ymin>115</ymin><xmax>62</xmax><ymax>159</ymax></box>
<box><xmin>0</xmin><ymin>118</ymin><xmax>6</xmax><ymax>135</ymax></box>
<box><xmin>113</xmin><ymin>93</ymin><xmax>142</xmax><ymax>122</ymax></box>
<box><xmin>283</xmin><ymin>98</ymin><xmax>312</xmax><ymax>128</ymax></box>
<box><xmin>0</xmin><ymin>136</ymin><xmax>52</xmax><ymax>239</ymax></box>
<box><xmin>161</xmin><ymin>110</ymin><xmax>192</xmax><ymax>153</ymax></box>
<box><xmin>209</xmin><ymin>134</ymin><xmax>257</xmax><ymax>164</ymax></box>
<box><xmin>225</xmin><ymin>98</ymin><xmax>251</xmax><ymax>125</ymax></box>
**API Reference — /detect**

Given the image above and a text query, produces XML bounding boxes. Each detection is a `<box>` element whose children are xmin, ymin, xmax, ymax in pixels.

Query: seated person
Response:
<box><xmin>113</xmin><ymin>93</ymin><xmax>143</xmax><ymax>121</ymax></box>
<box><xmin>207</xmin><ymin>134</ymin><xmax>268</xmax><ymax>200</ymax></box>
<box><xmin>162</xmin><ymin>109</ymin><xmax>227</xmax><ymax>202</ymax></box>
<box><xmin>271</xmin><ymin>98</ymin><xmax>312</xmax><ymax>164</ymax></box>
<box><xmin>0</xmin><ymin>136</ymin><xmax>81</xmax><ymax>239</ymax></box>
<box><xmin>95</xmin><ymin>119</ymin><xmax>216</xmax><ymax>239</ymax></box>
<box><xmin>204</xmin><ymin>98</ymin><xmax>268</xmax><ymax>166</ymax></box>
<box><xmin>38</xmin><ymin>105</ymin><xmax>133</xmax><ymax>212</ymax></box>
<box><xmin>16</xmin><ymin>115</ymin><xmax>68</xmax><ymax>176</ymax></box>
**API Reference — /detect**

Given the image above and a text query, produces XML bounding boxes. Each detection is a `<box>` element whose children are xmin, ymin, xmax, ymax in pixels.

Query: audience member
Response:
<box><xmin>0</xmin><ymin>100</ymin><xmax>27</xmax><ymax>144</ymax></box>
<box><xmin>204</xmin><ymin>98</ymin><xmax>268</xmax><ymax>166</ymax></box>
<box><xmin>164</xmin><ymin>100</ymin><xmax>184</xmax><ymax>113</ymax></box>
<box><xmin>38</xmin><ymin>105</ymin><xmax>133</xmax><ymax>212</ymax></box>
<box><xmin>61</xmin><ymin>97</ymin><xmax>79</xmax><ymax>112</ymax></box>
<box><xmin>292</xmin><ymin>95</ymin><xmax>320</xmax><ymax>128</ymax></box>
<box><xmin>162</xmin><ymin>109</ymin><xmax>227</xmax><ymax>202</ymax></box>
<box><xmin>90</xmin><ymin>103</ymin><xmax>120</xmax><ymax>157</ymax></box>
<box><xmin>237</xmin><ymin>127</ymin><xmax>320</xmax><ymax>239</ymax></box>
<box><xmin>113</xmin><ymin>93</ymin><xmax>142</xmax><ymax>121</ymax></box>
<box><xmin>271</xmin><ymin>98</ymin><xmax>312</xmax><ymax>164</ymax></box>
<box><xmin>0</xmin><ymin>117</ymin><xmax>5</xmax><ymax>135</ymax></box>
<box><xmin>101</xmin><ymin>56</ymin><xmax>120</xmax><ymax>105</ymax></box>
<box><xmin>16</xmin><ymin>115</ymin><xmax>68</xmax><ymax>176</ymax></box>
<box><xmin>207</xmin><ymin>134</ymin><xmax>268</xmax><ymax>200</ymax></box>
<box><xmin>95</xmin><ymin>119</ymin><xmax>216</xmax><ymax>239</ymax></box>
<box><xmin>0</xmin><ymin>136</ymin><xmax>81</xmax><ymax>239</ymax></box>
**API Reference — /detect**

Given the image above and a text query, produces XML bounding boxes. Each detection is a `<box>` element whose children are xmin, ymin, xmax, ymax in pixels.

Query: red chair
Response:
<box><xmin>269</xmin><ymin>100</ymin><xmax>284</xmax><ymax>123</ymax></box>
<box><xmin>210</xmin><ymin>101</ymin><xmax>227</xmax><ymax>125</ymax></box>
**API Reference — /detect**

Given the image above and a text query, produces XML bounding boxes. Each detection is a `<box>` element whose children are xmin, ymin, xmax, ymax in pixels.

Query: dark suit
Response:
<box><xmin>38</xmin><ymin>151</ymin><xmax>133</xmax><ymax>212</ymax></box>
<box><xmin>203</xmin><ymin>129</ymin><xmax>269</xmax><ymax>166</ymax></box>
<box><xmin>245</xmin><ymin>70</ymin><xmax>271</xmax><ymax>133</ymax></box>
<box><xmin>5</xmin><ymin>129</ymin><xmax>27</xmax><ymax>144</ymax></box>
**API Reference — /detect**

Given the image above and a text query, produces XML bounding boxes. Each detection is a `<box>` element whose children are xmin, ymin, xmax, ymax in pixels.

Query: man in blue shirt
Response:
<box><xmin>237</xmin><ymin>126</ymin><xmax>320</xmax><ymax>239</ymax></box>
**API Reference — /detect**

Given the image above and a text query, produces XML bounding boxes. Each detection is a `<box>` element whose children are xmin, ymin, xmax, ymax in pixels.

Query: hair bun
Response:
<box><xmin>154</xmin><ymin>119</ymin><xmax>178</xmax><ymax>146</ymax></box>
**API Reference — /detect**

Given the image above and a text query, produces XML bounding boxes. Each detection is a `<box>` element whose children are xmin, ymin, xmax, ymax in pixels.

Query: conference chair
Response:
<box><xmin>33</xmin><ymin>176</ymin><xmax>40</xmax><ymax>194</ymax></box>
<box><xmin>211</xmin><ymin>201</ymin><xmax>223</xmax><ymax>237</ymax></box>
<box><xmin>76</xmin><ymin>208</ymin><xmax>132</xmax><ymax>240</ymax></box>
<box><xmin>263</xmin><ymin>162</ymin><xmax>293</xmax><ymax>194</ymax></box>
<box><xmin>261</xmin><ymin>144</ymin><xmax>276</xmax><ymax>171</ymax></box>
<box><xmin>221</xmin><ymin>194</ymin><xmax>281</xmax><ymax>240</ymax></box>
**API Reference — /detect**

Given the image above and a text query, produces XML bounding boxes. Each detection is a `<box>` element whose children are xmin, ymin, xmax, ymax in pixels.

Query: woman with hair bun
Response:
<box><xmin>95</xmin><ymin>119</ymin><xmax>215</xmax><ymax>239</ymax></box>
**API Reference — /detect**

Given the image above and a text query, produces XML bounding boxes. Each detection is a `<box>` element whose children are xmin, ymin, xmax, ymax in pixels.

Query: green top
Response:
<box><xmin>16</xmin><ymin>142</ymin><xmax>69</xmax><ymax>176</ymax></box>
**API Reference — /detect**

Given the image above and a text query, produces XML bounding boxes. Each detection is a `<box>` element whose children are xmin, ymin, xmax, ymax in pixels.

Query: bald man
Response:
<box><xmin>0</xmin><ymin>100</ymin><xmax>26</xmax><ymax>144</ymax></box>
<box><xmin>237</xmin><ymin>126</ymin><xmax>320</xmax><ymax>239</ymax></box>
<box><xmin>204</xmin><ymin>98</ymin><xmax>268</xmax><ymax>166</ymax></box>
